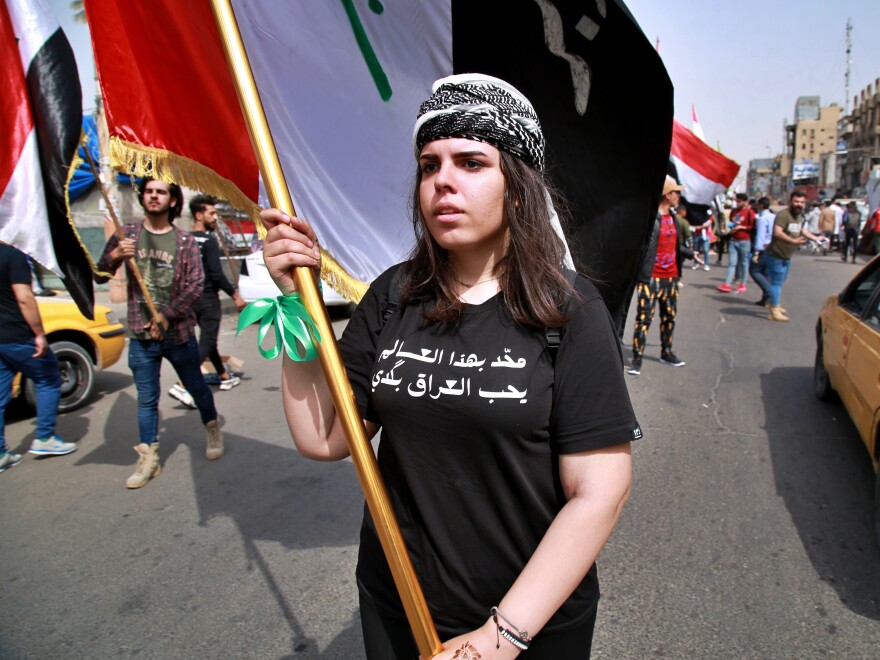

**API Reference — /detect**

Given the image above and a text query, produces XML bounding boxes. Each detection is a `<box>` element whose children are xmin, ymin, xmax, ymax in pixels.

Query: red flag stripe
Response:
<box><xmin>670</xmin><ymin>120</ymin><xmax>738</xmax><ymax>187</ymax></box>
<box><xmin>0</xmin><ymin>0</ymin><xmax>33</xmax><ymax>203</ymax></box>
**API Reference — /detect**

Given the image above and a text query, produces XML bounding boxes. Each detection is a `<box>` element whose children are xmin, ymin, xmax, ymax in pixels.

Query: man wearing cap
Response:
<box><xmin>628</xmin><ymin>175</ymin><xmax>693</xmax><ymax>375</ymax></box>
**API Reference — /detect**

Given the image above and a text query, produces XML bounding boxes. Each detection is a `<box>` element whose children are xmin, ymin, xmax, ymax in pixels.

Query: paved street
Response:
<box><xmin>2</xmin><ymin>252</ymin><xmax>880</xmax><ymax>658</ymax></box>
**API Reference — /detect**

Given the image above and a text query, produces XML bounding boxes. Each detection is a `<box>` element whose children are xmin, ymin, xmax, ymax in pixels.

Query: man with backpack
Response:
<box><xmin>841</xmin><ymin>201</ymin><xmax>861</xmax><ymax>263</ymax></box>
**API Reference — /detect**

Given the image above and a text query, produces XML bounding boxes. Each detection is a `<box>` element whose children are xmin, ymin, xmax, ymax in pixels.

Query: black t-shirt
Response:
<box><xmin>192</xmin><ymin>231</ymin><xmax>235</xmax><ymax>297</ymax></box>
<box><xmin>0</xmin><ymin>244</ymin><xmax>36</xmax><ymax>343</ymax></box>
<box><xmin>339</xmin><ymin>265</ymin><xmax>641</xmax><ymax>637</ymax></box>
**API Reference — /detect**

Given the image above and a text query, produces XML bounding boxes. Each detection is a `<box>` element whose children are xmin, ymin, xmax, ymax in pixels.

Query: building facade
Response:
<box><xmin>838</xmin><ymin>78</ymin><xmax>880</xmax><ymax>197</ymax></box>
<box><xmin>785</xmin><ymin>99</ymin><xmax>841</xmax><ymax>191</ymax></box>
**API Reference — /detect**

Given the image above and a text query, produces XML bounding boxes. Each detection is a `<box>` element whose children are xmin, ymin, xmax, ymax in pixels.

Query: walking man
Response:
<box><xmin>628</xmin><ymin>175</ymin><xmax>693</xmax><ymax>375</ymax></box>
<box><xmin>96</xmin><ymin>178</ymin><xmax>224</xmax><ymax>489</ymax></box>
<box><xmin>764</xmin><ymin>189</ymin><xmax>822</xmax><ymax>322</ymax></box>
<box><xmin>168</xmin><ymin>194</ymin><xmax>246</xmax><ymax>407</ymax></box>
<box><xmin>841</xmin><ymin>201</ymin><xmax>861</xmax><ymax>264</ymax></box>
<box><xmin>0</xmin><ymin>242</ymin><xmax>77</xmax><ymax>472</ymax></box>
<box><xmin>749</xmin><ymin>197</ymin><xmax>775</xmax><ymax>307</ymax></box>
<box><xmin>717</xmin><ymin>193</ymin><xmax>755</xmax><ymax>293</ymax></box>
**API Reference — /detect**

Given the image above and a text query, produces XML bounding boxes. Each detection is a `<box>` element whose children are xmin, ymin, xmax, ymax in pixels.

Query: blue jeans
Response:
<box><xmin>749</xmin><ymin>251</ymin><xmax>771</xmax><ymax>297</ymax></box>
<box><xmin>0</xmin><ymin>341</ymin><xmax>61</xmax><ymax>453</ymax></box>
<box><xmin>128</xmin><ymin>337</ymin><xmax>217</xmax><ymax>445</ymax></box>
<box><xmin>694</xmin><ymin>235</ymin><xmax>711</xmax><ymax>265</ymax></box>
<box><xmin>764</xmin><ymin>254</ymin><xmax>791</xmax><ymax>307</ymax></box>
<box><xmin>725</xmin><ymin>239</ymin><xmax>751</xmax><ymax>285</ymax></box>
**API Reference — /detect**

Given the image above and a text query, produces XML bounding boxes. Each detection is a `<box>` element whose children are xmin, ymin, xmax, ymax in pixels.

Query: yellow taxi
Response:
<box><xmin>814</xmin><ymin>255</ymin><xmax>880</xmax><ymax>545</ymax></box>
<box><xmin>12</xmin><ymin>298</ymin><xmax>126</xmax><ymax>412</ymax></box>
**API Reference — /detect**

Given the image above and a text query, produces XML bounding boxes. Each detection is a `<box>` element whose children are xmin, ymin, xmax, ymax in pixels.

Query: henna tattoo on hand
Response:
<box><xmin>452</xmin><ymin>641</ymin><xmax>481</xmax><ymax>659</ymax></box>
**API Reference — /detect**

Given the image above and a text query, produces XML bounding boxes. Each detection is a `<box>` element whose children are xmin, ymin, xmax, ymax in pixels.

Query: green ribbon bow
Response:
<box><xmin>236</xmin><ymin>294</ymin><xmax>321</xmax><ymax>361</ymax></box>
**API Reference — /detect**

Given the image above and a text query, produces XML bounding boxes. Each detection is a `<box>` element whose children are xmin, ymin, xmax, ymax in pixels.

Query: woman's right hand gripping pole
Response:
<box><xmin>259</xmin><ymin>208</ymin><xmax>322</xmax><ymax>297</ymax></box>
<box><xmin>259</xmin><ymin>208</ymin><xmax>372</xmax><ymax>462</ymax></box>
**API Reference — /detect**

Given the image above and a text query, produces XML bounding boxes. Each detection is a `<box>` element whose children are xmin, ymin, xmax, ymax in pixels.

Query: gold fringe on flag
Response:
<box><xmin>109</xmin><ymin>135</ymin><xmax>367</xmax><ymax>303</ymax></box>
<box><xmin>66</xmin><ymin>129</ymin><xmax>114</xmax><ymax>279</ymax></box>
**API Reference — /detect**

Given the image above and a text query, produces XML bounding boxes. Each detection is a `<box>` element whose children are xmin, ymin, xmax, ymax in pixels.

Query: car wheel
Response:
<box><xmin>813</xmin><ymin>336</ymin><xmax>835</xmax><ymax>401</ymax></box>
<box><xmin>25</xmin><ymin>340</ymin><xmax>96</xmax><ymax>413</ymax></box>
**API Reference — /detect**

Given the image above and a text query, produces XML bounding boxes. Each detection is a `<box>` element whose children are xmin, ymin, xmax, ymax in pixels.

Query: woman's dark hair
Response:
<box><xmin>401</xmin><ymin>150</ymin><xmax>576</xmax><ymax>329</ymax></box>
<box><xmin>137</xmin><ymin>177</ymin><xmax>184</xmax><ymax>220</ymax></box>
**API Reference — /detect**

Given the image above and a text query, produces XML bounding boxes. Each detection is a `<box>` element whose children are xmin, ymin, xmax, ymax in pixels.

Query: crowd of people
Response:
<box><xmin>0</xmin><ymin>181</ymin><xmax>246</xmax><ymax>489</ymax></box>
<box><xmin>2</xmin><ymin>66</ymin><xmax>878</xmax><ymax>656</ymax></box>
<box><xmin>627</xmin><ymin>183</ymin><xmax>879</xmax><ymax>375</ymax></box>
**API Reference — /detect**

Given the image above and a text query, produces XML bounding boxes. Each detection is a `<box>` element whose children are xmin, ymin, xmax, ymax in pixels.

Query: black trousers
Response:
<box><xmin>842</xmin><ymin>228</ymin><xmax>859</xmax><ymax>261</ymax></box>
<box><xmin>359</xmin><ymin>592</ymin><xmax>596</xmax><ymax>660</ymax></box>
<box><xmin>192</xmin><ymin>294</ymin><xmax>225</xmax><ymax>375</ymax></box>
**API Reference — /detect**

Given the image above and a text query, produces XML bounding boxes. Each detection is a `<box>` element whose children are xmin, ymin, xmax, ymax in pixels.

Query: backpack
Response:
<box><xmin>845</xmin><ymin>210</ymin><xmax>862</xmax><ymax>231</ymax></box>
<box><xmin>381</xmin><ymin>267</ymin><xmax>579</xmax><ymax>366</ymax></box>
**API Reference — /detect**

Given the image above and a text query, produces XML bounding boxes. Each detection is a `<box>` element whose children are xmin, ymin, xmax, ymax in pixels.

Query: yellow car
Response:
<box><xmin>814</xmin><ymin>255</ymin><xmax>880</xmax><ymax>545</ymax></box>
<box><xmin>12</xmin><ymin>299</ymin><xmax>126</xmax><ymax>412</ymax></box>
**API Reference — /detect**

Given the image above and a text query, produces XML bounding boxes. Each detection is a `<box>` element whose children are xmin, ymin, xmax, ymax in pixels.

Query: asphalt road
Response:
<box><xmin>2</xmin><ymin>251</ymin><xmax>879</xmax><ymax>659</ymax></box>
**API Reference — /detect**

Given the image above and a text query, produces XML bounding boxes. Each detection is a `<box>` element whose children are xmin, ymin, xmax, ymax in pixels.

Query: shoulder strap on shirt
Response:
<box><xmin>546</xmin><ymin>268</ymin><xmax>579</xmax><ymax>365</ymax></box>
<box><xmin>381</xmin><ymin>267</ymin><xmax>405</xmax><ymax>328</ymax></box>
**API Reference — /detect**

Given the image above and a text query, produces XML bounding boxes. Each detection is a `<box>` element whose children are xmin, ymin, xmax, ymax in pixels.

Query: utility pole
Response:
<box><xmin>844</xmin><ymin>18</ymin><xmax>852</xmax><ymax>114</ymax></box>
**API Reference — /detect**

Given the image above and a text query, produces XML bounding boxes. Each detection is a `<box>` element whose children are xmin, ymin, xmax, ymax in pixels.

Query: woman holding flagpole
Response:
<box><xmin>260</xmin><ymin>75</ymin><xmax>638</xmax><ymax>659</ymax></box>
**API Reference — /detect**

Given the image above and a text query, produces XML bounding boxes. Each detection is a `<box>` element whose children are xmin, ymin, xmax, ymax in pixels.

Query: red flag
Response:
<box><xmin>670</xmin><ymin>119</ymin><xmax>739</xmax><ymax>205</ymax></box>
<box><xmin>85</xmin><ymin>0</ymin><xmax>258</xmax><ymax>217</ymax></box>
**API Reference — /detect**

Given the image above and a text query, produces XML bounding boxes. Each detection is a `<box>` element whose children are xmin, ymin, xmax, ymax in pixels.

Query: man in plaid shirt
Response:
<box><xmin>96</xmin><ymin>178</ymin><xmax>224</xmax><ymax>489</ymax></box>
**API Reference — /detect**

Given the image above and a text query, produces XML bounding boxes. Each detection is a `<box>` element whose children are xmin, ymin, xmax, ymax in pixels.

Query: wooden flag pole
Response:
<box><xmin>82</xmin><ymin>147</ymin><xmax>165</xmax><ymax>336</ymax></box>
<box><xmin>207</xmin><ymin>1</ymin><xmax>442</xmax><ymax>657</ymax></box>
<box><xmin>215</xmin><ymin>220</ymin><xmax>240</xmax><ymax>286</ymax></box>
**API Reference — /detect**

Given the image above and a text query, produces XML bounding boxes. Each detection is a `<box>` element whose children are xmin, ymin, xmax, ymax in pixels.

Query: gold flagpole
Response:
<box><xmin>208</xmin><ymin>2</ymin><xmax>442</xmax><ymax>657</ymax></box>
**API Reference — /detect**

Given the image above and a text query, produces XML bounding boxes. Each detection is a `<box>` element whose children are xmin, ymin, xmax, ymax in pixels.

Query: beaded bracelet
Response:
<box><xmin>491</xmin><ymin>606</ymin><xmax>531</xmax><ymax>651</ymax></box>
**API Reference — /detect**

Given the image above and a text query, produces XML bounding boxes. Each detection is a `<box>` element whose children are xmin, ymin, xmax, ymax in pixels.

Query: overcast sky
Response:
<box><xmin>53</xmin><ymin>0</ymin><xmax>880</xmax><ymax>182</ymax></box>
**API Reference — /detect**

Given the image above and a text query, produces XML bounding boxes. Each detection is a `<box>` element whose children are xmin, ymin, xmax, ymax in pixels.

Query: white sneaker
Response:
<box><xmin>703</xmin><ymin>265</ymin><xmax>710</xmax><ymax>271</ymax></box>
<box><xmin>29</xmin><ymin>436</ymin><xmax>77</xmax><ymax>456</ymax></box>
<box><xmin>0</xmin><ymin>451</ymin><xmax>23</xmax><ymax>472</ymax></box>
<box><xmin>168</xmin><ymin>384</ymin><xmax>196</xmax><ymax>409</ymax></box>
<box><xmin>219</xmin><ymin>376</ymin><xmax>241</xmax><ymax>391</ymax></box>
<box><xmin>691</xmin><ymin>264</ymin><xmax>699</xmax><ymax>270</ymax></box>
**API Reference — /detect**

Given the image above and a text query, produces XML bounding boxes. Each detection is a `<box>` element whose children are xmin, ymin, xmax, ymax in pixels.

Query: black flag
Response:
<box><xmin>453</xmin><ymin>0</ymin><xmax>673</xmax><ymax>330</ymax></box>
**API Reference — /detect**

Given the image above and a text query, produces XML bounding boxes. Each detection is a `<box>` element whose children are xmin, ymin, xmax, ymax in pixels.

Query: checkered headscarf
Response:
<box><xmin>413</xmin><ymin>74</ymin><xmax>545</xmax><ymax>171</ymax></box>
<box><xmin>413</xmin><ymin>74</ymin><xmax>573</xmax><ymax>268</ymax></box>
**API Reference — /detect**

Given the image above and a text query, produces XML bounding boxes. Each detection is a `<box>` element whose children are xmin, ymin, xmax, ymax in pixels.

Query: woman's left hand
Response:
<box><xmin>422</xmin><ymin>622</ymin><xmax>519</xmax><ymax>660</ymax></box>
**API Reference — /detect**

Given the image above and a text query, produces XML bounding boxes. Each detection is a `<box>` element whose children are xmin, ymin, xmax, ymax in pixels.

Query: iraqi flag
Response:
<box><xmin>0</xmin><ymin>0</ymin><xmax>94</xmax><ymax>318</ymax></box>
<box><xmin>670</xmin><ymin>119</ymin><xmax>739</xmax><ymax>206</ymax></box>
<box><xmin>85</xmin><ymin>0</ymin><xmax>671</xmax><ymax>328</ymax></box>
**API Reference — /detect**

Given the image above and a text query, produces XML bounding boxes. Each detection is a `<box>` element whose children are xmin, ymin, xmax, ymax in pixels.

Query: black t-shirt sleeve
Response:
<box><xmin>550</xmin><ymin>275</ymin><xmax>641</xmax><ymax>453</ymax></box>
<box><xmin>338</xmin><ymin>265</ymin><xmax>400</xmax><ymax>424</ymax></box>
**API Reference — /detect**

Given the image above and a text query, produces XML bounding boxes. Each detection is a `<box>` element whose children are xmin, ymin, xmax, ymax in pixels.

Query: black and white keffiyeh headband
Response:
<box><xmin>413</xmin><ymin>74</ymin><xmax>573</xmax><ymax>268</ymax></box>
<box><xmin>413</xmin><ymin>74</ymin><xmax>545</xmax><ymax>170</ymax></box>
